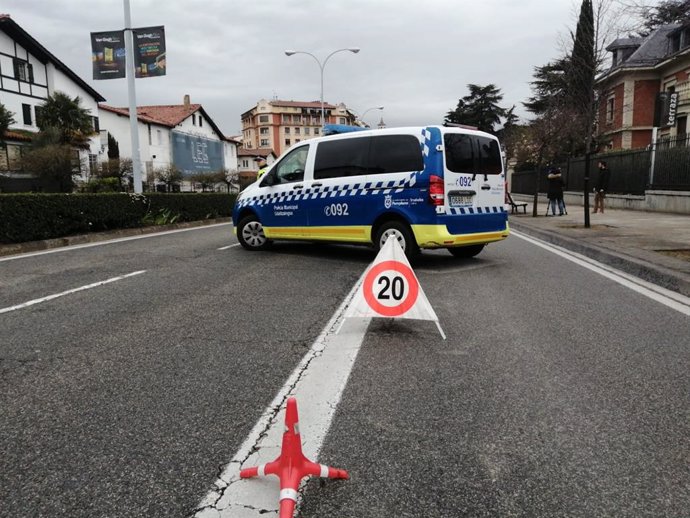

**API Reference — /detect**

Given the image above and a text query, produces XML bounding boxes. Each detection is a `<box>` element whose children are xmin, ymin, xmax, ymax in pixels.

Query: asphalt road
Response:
<box><xmin>1</xmin><ymin>224</ymin><xmax>688</xmax><ymax>517</ymax></box>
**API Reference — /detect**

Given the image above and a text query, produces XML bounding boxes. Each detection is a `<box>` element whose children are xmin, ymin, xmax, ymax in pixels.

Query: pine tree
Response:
<box><xmin>444</xmin><ymin>84</ymin><xmax>507</xmax><ymax>134</ymax></box>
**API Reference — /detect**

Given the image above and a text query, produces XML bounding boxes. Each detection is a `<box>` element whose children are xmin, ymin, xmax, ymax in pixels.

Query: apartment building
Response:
<box><xmin>240</xmin><ymin>98</ymin><xmax>356</xmax><ymax>156</ymax></box>
<box><xmin>596</xmin><ymin>23</ymin><xmax>690</xmax><ymax>150</ymax></box>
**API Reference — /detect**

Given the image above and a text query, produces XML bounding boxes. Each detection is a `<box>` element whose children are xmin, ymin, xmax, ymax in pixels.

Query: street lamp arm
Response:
<box><xmin>285</xmin><ymin>50</ymin><xmax>323</xmax><ymax>71</ymax></box>
<box><xmin>285</xmin><ymin>47</ymin><xmax>360</xmax><ymax>129</ymax></box>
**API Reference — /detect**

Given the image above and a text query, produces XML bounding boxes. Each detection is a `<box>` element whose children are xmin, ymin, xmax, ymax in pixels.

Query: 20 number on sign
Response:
<box><xmin>363</xmin><ymin>261</ymin><xmax>419</xmax><ymax>317</ymax></box>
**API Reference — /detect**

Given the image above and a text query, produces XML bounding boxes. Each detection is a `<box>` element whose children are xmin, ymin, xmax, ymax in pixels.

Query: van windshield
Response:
<box><xmin>444</xmin><ymin>134</ymin><xmax>502</xmax><ymax>175</ymax></box>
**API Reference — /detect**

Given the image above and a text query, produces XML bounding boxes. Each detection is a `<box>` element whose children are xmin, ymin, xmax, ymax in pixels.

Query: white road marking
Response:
<box><xmin>0</xmin><ymin>223</ymin><xmax>232</xmax><ymax>263</ymax></box>
<box><xmin>0</xmin><ymin>271</ymin><xmax>146</xmax><ymax>314</ymax></box>
<box><xmin>217</xmin><ymin>244</ymin><xmax>240</xmax><ymax>250</ymax></box>
<box><xmin>194</xmin><ymin>271</ymin><xmax>370</xmax><ymax>517</ymax></box>
<box><xmin>513</xmin><ymin>231</ymin><xmax>690</xmax><ymax>315</ymax></box>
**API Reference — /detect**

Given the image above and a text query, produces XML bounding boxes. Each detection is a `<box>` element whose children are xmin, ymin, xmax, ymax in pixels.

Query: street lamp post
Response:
<box><xmin>359</xmin><ymin>106</ymin><xmax>384</xmax><ymax>126</ymax></box>
<box><xmin>284</xmin><ymin>48</ymin><xmax>360</xmax><ymax>129</ymax></box>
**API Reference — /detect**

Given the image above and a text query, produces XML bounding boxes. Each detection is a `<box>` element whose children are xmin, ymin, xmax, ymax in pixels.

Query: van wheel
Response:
<box><xmin>375</xmin><ymin>221</ymin><xmax>419</xmax><ymax>259</ymax></box>
<box><xmin>237</xmin><ymin>215</ymin><xmax>271</xmax><ymax>251</ymax></box>
<box><xmin>448</xmin><ymin>244</ymin><xmax>484</xmax><ymax>258</ymax></box>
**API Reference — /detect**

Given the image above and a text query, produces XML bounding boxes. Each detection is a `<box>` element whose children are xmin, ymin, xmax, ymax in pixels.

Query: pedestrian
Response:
<box><xmin>256</xmin><ymin>157</ymin><xmax>268</xmax><ymax>181</ymax></box>
<box><xmin>546</xmin><ymin>166</ymin><xmax>565</xmax><ymax>216</ymax></box>
<box><xmin>593</xmin><ymin>160</ymin><xmax>611</xmax><ymax>214</ymax></box>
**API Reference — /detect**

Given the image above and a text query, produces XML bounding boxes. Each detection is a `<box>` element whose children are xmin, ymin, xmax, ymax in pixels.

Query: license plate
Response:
<box><xmin>449</xmin><ymin>194</ymin><xmax>473</xmax><ymax>206</ymax></box>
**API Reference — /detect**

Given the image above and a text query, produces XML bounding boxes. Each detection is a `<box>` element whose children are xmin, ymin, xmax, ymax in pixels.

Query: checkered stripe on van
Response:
<box><xmin>236</xmin><ymin>175</ymin><xmax>420</xmax><ymax>208</ymax></box>
<box><xmin>421</xmin><ymin>128</ymin><xmax>432</xmax><ymax>157</ymax></box>
<box><xmin>447</xmin><ymin>206</ymin><xmax>507</xmax><ymax>215</ymax></box>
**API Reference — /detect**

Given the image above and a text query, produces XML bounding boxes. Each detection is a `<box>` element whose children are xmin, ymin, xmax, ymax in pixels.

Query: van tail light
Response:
<box><xmin>429</xmin><ymin>174</ymin><xmax>445</xmax><ymax>206</ymax></box>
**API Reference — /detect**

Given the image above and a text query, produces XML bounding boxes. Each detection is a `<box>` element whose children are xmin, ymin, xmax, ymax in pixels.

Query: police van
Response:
<box><xmin>232</xmin><ymin>125</ymin><xmax>509</xmax><ymax>259</ymax></box>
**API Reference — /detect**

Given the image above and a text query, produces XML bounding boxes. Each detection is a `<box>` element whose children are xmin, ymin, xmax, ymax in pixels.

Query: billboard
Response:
<box><xmin>90</xmin><ymin>30</ymin><xmax>126</xmax><ymax>80</ymax></box>
<box><xmin>133</xmin><ymin>26</ymin><xmax>166</xmax><ymax>78</ymax></box>
<box><xmin>171</xmin><ymin>131</ymin><xmax>224</xmax><ymax>175</ymax></box>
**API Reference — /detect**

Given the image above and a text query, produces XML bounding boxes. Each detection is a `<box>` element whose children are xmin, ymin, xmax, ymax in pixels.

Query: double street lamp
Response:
<box><xmin>284</xmin><ymin>47</ymin><xmax>360</xmax><ymax>129</ymax></box>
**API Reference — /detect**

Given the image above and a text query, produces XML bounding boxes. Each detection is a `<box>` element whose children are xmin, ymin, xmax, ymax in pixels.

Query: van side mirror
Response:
<box><xmin>261</xmin><ymin>171</ymin><xmax>276</xmax><ymax>187</ymax></box>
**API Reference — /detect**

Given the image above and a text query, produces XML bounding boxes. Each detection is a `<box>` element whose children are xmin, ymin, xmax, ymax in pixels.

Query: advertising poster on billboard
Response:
<box><xmin>172</xmin><ymin>131</ymin><xmax>224</xmax><ymax>175</ymax></box>
<box><xmin>90</xmin><ymin>30</ymin><xmax>126</xmax><ymax>80</ymax></box>
<box><xmin>133</xmin><ymin>26</ymin><xmax>166</xmax><ymax>78</ymax></box>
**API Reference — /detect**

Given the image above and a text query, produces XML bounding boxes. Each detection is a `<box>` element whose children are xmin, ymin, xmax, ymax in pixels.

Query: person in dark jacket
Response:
<box><xmin>546</xmin><ymin>167</ymin><xmax>565</xmax><ymax>216</ymax></box>
<box><xmin>593</xmin><ymin>160</ymin><xmax>611</xmax><ymax>214</ymax></box>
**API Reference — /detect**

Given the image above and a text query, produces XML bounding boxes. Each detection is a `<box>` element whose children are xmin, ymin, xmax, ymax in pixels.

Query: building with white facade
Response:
<box><xmin>0</xmin><ymin>14</ymin><xmax>106</xmax><ymax>191</ymax></box>
<box><xmin>100</xmin><ymin>95</ymin><xmax>239</xmax><ymax>191</ymax></box>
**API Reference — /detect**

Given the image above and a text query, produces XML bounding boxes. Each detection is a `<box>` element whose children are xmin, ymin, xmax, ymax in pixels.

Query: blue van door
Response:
<box><xmin>304</xmin><ymin>137</ymin><xmax>372</xmax><ymax>243</ymax></box>
<box><xmin>257</xmin><ymin>144</ymin><xmax>310</xmax><ymax>238</ymax></box>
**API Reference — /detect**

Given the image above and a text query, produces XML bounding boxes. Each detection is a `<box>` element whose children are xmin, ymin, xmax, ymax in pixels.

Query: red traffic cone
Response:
<box><xmin>240</xmin><ymin>397</ymin><xmax>349</xmax><ymax>518</ymax></box>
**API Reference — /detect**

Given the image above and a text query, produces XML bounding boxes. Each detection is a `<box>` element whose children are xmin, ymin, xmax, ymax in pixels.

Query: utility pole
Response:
<box><xmin>123</xmin><ymin>0</ymin><xmax>142</xmax><ymax>193</ymax></box>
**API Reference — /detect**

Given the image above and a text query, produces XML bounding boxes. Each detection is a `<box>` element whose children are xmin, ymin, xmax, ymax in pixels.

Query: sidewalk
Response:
<box><xmin>508</xmin><ymin>199</ymin><xmax>690</xmax><ymax>297</ymax></box>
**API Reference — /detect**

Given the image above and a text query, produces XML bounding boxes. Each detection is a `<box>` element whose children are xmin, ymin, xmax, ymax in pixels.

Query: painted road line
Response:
<box><xmin>0</xmin><ymin>271</ymin><xmax>146</xmax><ymax>314</ymax></box>
<box><xmin>513</xmin><ymin>231</ymin><xmax>690</xmax><ymax>316</ymax></box>
<box><xmin>217</xmin><ymin>244</ymin><xmax>240</xmax><ymax>250</ymax></box>
<box><xmin>194</xmin><ymin>272</ymin><xmax>370</xmax><ymax>518</ymax></box>
<box><xmin>0</xmin><ymin>223</ymin><xmax>233</xmax><ymax>263</ymax></box>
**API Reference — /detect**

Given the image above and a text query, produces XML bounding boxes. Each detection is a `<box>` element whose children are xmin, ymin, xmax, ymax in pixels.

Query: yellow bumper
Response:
<box><xmin>411</xmin><ymin>223</ymin><xmax>510</xmax><ymax>248</ymax></box>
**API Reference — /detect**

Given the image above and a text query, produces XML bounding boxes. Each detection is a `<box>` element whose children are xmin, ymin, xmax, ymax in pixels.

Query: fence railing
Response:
<box><xmin>511</xmin><ymin>137</ymin><xmax>690</xmax><ymax>195</ymax></box>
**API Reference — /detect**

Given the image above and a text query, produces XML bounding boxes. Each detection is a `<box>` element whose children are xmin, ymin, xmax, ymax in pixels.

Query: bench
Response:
<box><xmin>506</xmin><ymin>192</ymin><xmax>528</xmax><ymax>214</ymax></box>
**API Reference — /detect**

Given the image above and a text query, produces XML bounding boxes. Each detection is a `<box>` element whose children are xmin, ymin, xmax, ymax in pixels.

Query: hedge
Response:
<box><xmin>0</xmin><ymin>192</ymin><xmax>236</xmax><ymax>244</ymax></box>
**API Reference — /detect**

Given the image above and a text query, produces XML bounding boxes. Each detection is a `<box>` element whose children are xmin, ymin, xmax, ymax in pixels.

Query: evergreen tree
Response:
<box><xmin>642</xmin><ymin>0</ymin><xmax>690</xmax><ymax>35</ymax></box>
<box><xmin>568</xmin><ymin>0</ymin><xmax>596</xmax><ymax>119</ymax></box>
<box><xmin>0</xmin><ymin>103</ymin><xmax>15</xmax><ymax>142</ymax></box>
<box><xmin>444</xmin><ymin>84</ymin><xmax>507</xmax><ymax>133</ymax></box>
<box><xmin>523</xmin><ymin>58</ymin><xmax>570</xmax><ymax>115</ymax></box>
<box><xmin>38</xmin><ymin>91</ymin><xmax>94</xmax><ymax>148</ymax></box>
<box><xmin>107</xmin><ymin>132</ymin><xmax>120</xmax><ymax>159</ymax></box>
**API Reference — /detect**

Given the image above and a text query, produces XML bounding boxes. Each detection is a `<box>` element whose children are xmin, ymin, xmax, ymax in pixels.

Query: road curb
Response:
<box><xmin>0</xmin><ymin>217</ymin><xmax>232</xmax><ymax>258</ymax></box>
<box><xmin>510</xmin><ymin>220</ymin><xmax>690</xmax><ymax>298</ymax></box>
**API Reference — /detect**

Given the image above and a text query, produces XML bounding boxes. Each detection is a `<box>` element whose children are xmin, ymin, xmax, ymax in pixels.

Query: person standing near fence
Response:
<box><xmin>546</xmin><ymin>167</ymin><xmax>565</xmax><ymax>216</ymax></box>
<box><xmin>593</xmin><ymin>160</ymin><xmax>611</xmax><ymax>214</ymax></box>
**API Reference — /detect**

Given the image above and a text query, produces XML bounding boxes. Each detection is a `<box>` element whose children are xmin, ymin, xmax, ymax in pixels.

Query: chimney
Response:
<box><xmin>183</xmin><ymin>94</ymin><xmax>190</xmax><ymax>109</ymax></box>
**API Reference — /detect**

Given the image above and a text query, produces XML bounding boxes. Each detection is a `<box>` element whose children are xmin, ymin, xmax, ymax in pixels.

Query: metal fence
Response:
<box><xmin>511</xmin><ymin>137</ymin><xmax>690</xmax><ymax>195</ymax></box>
<box><xmin>652</xmin><ymin>135</ymin><xmax>690</xmax><ymax>190</ymax></box>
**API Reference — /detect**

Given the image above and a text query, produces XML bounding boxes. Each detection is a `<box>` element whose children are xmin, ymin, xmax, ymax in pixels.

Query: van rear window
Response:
<box><xmin>444</xmin><ymin>134</ymin><xmax>502</xmax><ymax>175</ymax></box>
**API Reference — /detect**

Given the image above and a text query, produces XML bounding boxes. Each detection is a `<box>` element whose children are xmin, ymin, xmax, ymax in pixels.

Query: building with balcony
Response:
<box><xmin>596</xmin><ymin>23</ymin><xmax>690</xmax><ymax>150</ymax></box>
<box><xmin>240</xmin><ymin>99</ymin><xmax>356</xmax><ymax>157</ymax></box>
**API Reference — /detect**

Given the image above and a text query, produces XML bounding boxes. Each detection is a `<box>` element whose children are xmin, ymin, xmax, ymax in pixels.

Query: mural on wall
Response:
<box><xmin>171</xmin><ymin>131</ymin><xmax>223</xmax><ymax>175</ymax></box>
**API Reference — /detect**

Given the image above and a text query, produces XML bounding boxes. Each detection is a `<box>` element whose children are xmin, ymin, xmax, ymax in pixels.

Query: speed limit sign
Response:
<box><xmin>363</xmin><ymin>260</ymin><xmax>419</xmax><ymax>317</ymax></box>
<box><xmin>339</xmin><ymin>236</ymin><xmax>446</xmax><ymax>339</ymax></box>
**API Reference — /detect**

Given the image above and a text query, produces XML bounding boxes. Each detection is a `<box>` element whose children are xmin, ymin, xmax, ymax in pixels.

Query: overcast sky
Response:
<box><xmin>4</xmin><ymin>0</ymin><xmax>620</xmax><ymax>136</ymax></box>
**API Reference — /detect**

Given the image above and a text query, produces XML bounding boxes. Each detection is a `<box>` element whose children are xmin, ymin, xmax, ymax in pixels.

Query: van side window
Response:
<box><xmin>271</xmin><ymin>145</ymin><xmax>308</xmax><ymax>184</ymax></box>
<box><xmin>444</xmin><ymin>134</ymin><xmax>502</xmax><ymax>175</ymax></box>
<box><xmin>368</xmin><ymin>135</ymin><xmax>423</xmax><ymax>174</ymax></box>
<box><xmin>314</xmin><ymin>137</ymin><xmax>369</xmax><ymax>179</ymax></box>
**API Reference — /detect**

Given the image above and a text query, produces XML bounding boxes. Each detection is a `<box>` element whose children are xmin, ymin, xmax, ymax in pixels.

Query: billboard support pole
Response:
<box><xmin>123</xmin><ymin>0</ymin><xmax>142</xmax><ymax>194</ymax></box>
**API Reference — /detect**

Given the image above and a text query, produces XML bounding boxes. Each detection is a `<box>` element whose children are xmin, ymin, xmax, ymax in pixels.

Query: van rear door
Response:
<box><xmin>442</xmin><ymin>131</ymin><xmax>505</xmax><ymax>218</ymax></box>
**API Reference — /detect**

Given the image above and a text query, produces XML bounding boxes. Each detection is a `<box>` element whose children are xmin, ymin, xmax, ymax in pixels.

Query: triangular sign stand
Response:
<box><xmin>337</xmin><ymin>237</ymin><xmax>446</xmax><ymax>339</ymax></box>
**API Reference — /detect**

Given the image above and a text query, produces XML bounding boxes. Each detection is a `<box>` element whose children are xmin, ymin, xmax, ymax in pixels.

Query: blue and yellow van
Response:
<box><xmin>232</xmin><ymin>125</ymin><xmax>509</xmax><ymax>258</ymax></box>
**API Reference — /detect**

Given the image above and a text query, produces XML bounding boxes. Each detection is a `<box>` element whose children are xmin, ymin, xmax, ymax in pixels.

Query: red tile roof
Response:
<box><xmin>99</xmin><ymin>104</ymin><xmax>201</xmax><ymax>127</ymax></box>
<box><xmin>238</xmin><ymin>148</ymin><xmax>274</xmax><ymax>158</ymax></box>
<box><xmin>2</xmin><ymin>129</ymin><xmax>33</xmax><ymax>142</ymax></box>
